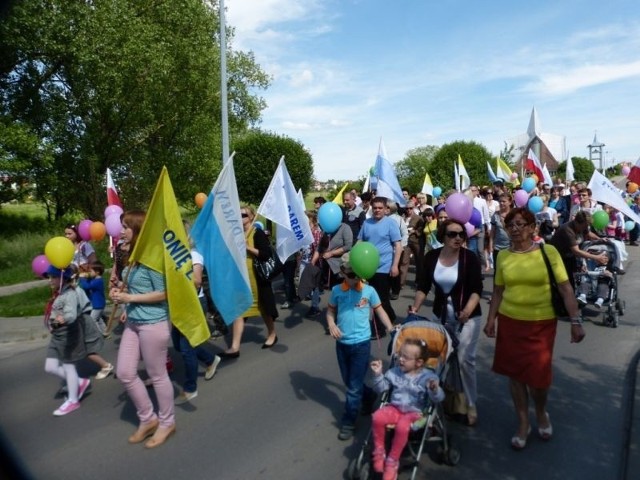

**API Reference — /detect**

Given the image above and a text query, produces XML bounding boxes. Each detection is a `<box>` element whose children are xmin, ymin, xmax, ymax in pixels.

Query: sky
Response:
<box><xmin>225</xmin><ymin>0</ymin><xmax>640</xmax><ymax>181</ymax></box>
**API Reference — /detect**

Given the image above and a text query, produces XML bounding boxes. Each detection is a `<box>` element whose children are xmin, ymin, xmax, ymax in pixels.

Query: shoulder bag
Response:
<box><xmin>539</xmin><ymin>244</ymin><xmax>569</xmax><ymax>318</ymax></box>
<box><xmin>253</xmin><ymin>246</ymin><xmax>283</xmax><ymax>282</ymax></box>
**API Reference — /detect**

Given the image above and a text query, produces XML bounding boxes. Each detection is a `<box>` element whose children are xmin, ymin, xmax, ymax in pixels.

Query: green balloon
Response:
<box><xmin>592</xmin><ymin>210</ymin><xmax>609</xmax><ymax>230</ymax></box>
<box><xmin>349</xmin><ymin>241</ymin><xmax>380</xmax><ymax>279</ymax></box>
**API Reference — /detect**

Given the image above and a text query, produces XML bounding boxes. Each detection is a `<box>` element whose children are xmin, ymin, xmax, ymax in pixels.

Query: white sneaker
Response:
<box><xmin>205</xmin><ymin>355</ymin><xmax>221</xmax><ymax>381</ymax></box>
<box><xmin>96</xmin><ymin>363</ymin><xmax>114</xmax><ymax>380</ymax></box>
<box><xmin>175</xmin><ymin>390</ymin><xmax>198</xmax><ymax>405</ymax></box>
<box><xmin>595</xmin><ymin>298</ymin><xmax>604</xmax><ymax>309</ymax></box>
<box><xmin>577</xmin><ymin>295</ymin><xmax>587</xmax><ymax>306</ymax></box>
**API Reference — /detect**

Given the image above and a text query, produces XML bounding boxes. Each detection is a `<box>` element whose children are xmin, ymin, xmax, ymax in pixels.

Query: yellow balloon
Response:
<box><xmin>44</xmin><ymin>236</ymin><xmax>75</xmax><ymax>269</ymax></box>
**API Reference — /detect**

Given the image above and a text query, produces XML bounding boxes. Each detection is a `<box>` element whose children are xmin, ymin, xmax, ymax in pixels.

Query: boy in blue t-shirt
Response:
<box><xmin>327</xmin><ymin>253</ymin><xmax>394</xmax><ymax>441</ymax></box>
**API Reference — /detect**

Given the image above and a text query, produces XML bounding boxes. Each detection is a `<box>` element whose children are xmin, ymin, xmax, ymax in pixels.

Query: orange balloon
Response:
<box><xmin>530</xmin><ymin>174</ymin><xmax>539</xmax><ymax>183</ymax></box>
<box><xmin>195</xmin><ymin>192</ymin><xmax>207</xmax><ymax>208</ymax></box>
<box><xmin>627</xmin><ymin>182</ymin><xmax>638</xmax><ymax>194</ymax></box>
<box><xmin>89</xmin><ymin>221</ymin><xmax>106</xmax><ymax>241</ymax></box>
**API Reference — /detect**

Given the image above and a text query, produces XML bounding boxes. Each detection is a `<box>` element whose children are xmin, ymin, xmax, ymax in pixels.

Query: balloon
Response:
<box><xmin>445</xmin><ymin>193</ymin><xmax>473</xmax><ymax>224</ymax></box>
<box><xmin>627</xmin><ymin>182</ymin><xmax>638</xmax><ymax>194</ymax></box>
<box><xmin>464</xmin><ymin>222</ymin><xmax>475</xmax><ymax>237</ymax></box>
<box><xmin>622</xmin><ymin>166</ymin><xmax>631</xmax><ymax>176</ymax></box>
<box><xmin>514</xmin><ymin>189</ymin><xmax>529</xmax><ymax>207</ymax></box>
<box><xmin>31</xmin><ymin>254</ymin><xmax>51</xmax><ymax>277</ymax></box>
<box><xmin>592</xmin><ymin>210</ymin><xmax>609</xmax><ymax>230</ymax></box>
<box><xmin>522</xmin><ymin>177</ymin><xmax>536</xmax><ymax>193</ymax></box>
<box><xmin>469</xmin><ymin>208</ymin><xmax>482</xmax><ymax>227</ymax></box>
<box><xmin>105</xmin><ymin>213</ymin><xmax>122</xmax><ymax>238</ymax></box>
<box><xmin>78</xmin><ymin>219</ymin><xmax>93</xmax><ymax>241</ymax></box>
<box><xmin>527</xmin><ymin>196</ymin><xmax>544</xmax><ymax>213</ymax></box>
<box><xmin>510</xmin><ymin>172</ymin><xmax>519</xmax><ymax>180</ymax></box>
<box><xmin>432</xmin><ymin>186</ymin><xmax>442</xmax><ymax>198</ymax></box>
<box><xmin>625</xmin><ymin>220</ymin><xmax>635</xmax><ymax>231</ymax></box>
<box><xmin>89</xmin><ymin>221</ymin><xmax>107</xmax><ymax>241</ymax></box>
<box><xmin>318</xmin><ymin>202</ymin><xmax>343</xmax><ymax>234</ymax></box>
<box><xmin>44</xmin><ymin>237</ymin><xmax>75</xmax><ymax>269</ymax></box>
<box><xmin>530</xmin><ymin>174</ymin><xmax>539</xmax><ymax>183</ymax></box>
<box><xmin>253</xmin><ymin>221</ymin><xmax>264</xmax><ymax>230</ymax></box>
<box><xmin>349</xmin><ymin>241</ymin><xmax>380</xmax><ymax>279</ymax></box>
<box><xmin>104</xmin><ymin>205</ymin><xmax>124</xmax><ymax>219</ymax></box>
<box><xmin>195</xmin><ymin>192</ymin><xmax>207</xmax><ymax>208</ymax></box>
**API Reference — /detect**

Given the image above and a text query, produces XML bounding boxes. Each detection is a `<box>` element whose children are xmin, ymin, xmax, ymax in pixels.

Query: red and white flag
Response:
<box><xmin>106</xmin><ymin>168</ymin><xmax>123</xmax><ymax>207</ymax></box>
<box><xmin>526</xmin><ymin>149</ymin><xmax>545</xmax><ymax>182</ymax></box>
<box><xmin>627</xmin><ymin>158</ymin><xmax>640</xmax><ymax>185</ymax></box>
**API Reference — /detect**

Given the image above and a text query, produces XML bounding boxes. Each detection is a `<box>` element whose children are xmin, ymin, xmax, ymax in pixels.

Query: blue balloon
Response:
<box><xmin>318</xmin><ymin>202</ymin><xmax>343</xmax><ymax>234</ymax></box>
<box><xmin>522</xmin><ymin>177</ymin><xmax>536</xmax><ymax>193</ymax></box>
<box><xmin>432</xmin><ymin>186</ymin><xmax>442</xmax><ymax>198</ymax></box>
<box><xmin>625</xmin><ymin>220</ymin><xmax>635</xmax><ymax>231</ymax></box>
<box><xmin>469</xmin><ymin>208</ymin><xmax>482</xmax><ymax>227</ymax></box>
<box><xmin>527</xmin><ymin>196</ymin><xmax>544</xmax><ymax>213</ymax></box>
<box><xmin>253</xmin><ymin>221</ymin><xmax>264</xmax><ymax>230</ymax></box>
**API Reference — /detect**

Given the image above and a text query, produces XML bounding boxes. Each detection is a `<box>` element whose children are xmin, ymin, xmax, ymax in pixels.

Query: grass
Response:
<box><xmin>0</xmin><ymin>286</ymin><xmax>52</xmax><ymax>317</ymax></box>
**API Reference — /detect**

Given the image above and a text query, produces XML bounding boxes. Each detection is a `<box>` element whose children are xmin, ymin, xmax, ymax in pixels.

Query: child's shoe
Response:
<box><xmin>382</xmin><ymin>457</ymin><xmax>399</xmax><ymax>480</ymax></box>
<box><xmin>594</xmin><ymin>298</ymin><xmax>604</xmax><ymax>309</ymax></box>
<box><xmin>577</xmin><ymin>294</ymin><xmax>587</xmax><ymax>307</ymax></box>
<box><xmin>53</xmin><ymin>399</ymin><xmax>80</xmax><ymax>416</ymax></box>
<box><xmin>372</xmin><ymin>447</ymin><xmax>386</xmax><ymax>473</ymax></box>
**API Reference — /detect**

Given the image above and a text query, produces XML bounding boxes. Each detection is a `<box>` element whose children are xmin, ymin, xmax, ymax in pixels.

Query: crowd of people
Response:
<box><xmin>42</xmin><ymin>174</ymin><xmax>638</xmax><ymax>462</ymax></box>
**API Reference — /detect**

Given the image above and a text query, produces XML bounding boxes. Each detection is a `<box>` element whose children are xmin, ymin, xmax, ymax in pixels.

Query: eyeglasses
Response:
<box><xmin>241</xmin><ymin>213</ymin><xmax>249</xmax><ymax>218</ymax></box>
<box><xmin>445</xmin><ymin>230</ymin><xmax>465</xmax><ymax>239</ymax></box>
<box><xmin>506</xmin><ymin>222</ymin><xmax>529</xmax><ymax>230</ymax></box>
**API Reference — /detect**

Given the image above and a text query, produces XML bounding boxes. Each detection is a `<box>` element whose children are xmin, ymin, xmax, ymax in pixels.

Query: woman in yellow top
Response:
<box><xmin>484</xmin><ymin>208</ymin><xmax>584</xmax><ymax>450</ymax></box>
<box><xmin>220</xmin><ymin>205</ymin><xmax>279</xmax><ymax>358</ymax></box>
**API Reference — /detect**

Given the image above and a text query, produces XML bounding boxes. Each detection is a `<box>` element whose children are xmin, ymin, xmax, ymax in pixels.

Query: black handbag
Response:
<box><xmin>253</xmin><ymin>247</ymin><xmax>283</xmax><ymax>281</ymax></box>
<box><xmin>539</xmin><ymin>244</ymin><xmax>569</xmax><ymax>318</ymax></box>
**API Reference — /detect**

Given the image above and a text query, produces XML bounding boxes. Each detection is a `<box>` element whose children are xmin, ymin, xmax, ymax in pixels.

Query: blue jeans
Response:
<box><xmin>336</xmin><ymin>340</ymin><xmax>371</xmax><ymax>426</ymax></box>
<box><xmin>171</xmin><ymin>298</ymin><xmax>215</xmax><ymax>393</ymax></box>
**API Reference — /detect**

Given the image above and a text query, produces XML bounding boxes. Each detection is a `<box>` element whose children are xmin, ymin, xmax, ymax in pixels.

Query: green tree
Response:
<box><xmin>428</xmin><ymin>140</ymin><xmax>494</xmax><ymax>191</ymax></box>
<box><xmin>232</xmin><ymin>130</ymin><xmax>314</xmax><ymax>205</ymax></box>
<box><xmin>395</xmin><ymin>145</ymin><xmax>440</xmax><ymax>194</ymax></box>
<box><xmin>555</xmin><ymin>157</ymin><xmax>595</xmax><ymax>183</ymax></box>
<box><xmin>0</xmin><ymin>0</ymin><xmax>269</xmax><ymax>219</ymax></box>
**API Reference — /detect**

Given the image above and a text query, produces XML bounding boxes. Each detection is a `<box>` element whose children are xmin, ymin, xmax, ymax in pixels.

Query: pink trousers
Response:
<box><xmin>372</xmin><ymin>404</ymin><xmax>422</xmax><ymax>461</ymax></box>
<box><xmin>116</xmin><ymin>320</ymin><xmax>175</xmax><ymax>428</ymax></box>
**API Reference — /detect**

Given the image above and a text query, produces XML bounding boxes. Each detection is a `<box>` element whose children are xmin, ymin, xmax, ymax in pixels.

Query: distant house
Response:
<box><xmin>506</xmin><ymin>107</ymin><xmax>567</xmax><ymax>177</ymax></box>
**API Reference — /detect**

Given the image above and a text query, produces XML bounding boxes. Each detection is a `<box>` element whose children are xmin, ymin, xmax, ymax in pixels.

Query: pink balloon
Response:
<box><xmin>622</xmin><ymin>166</ymin><xmax>630</xmax><ymax>176</ymax></box>
<box><xmin>514</xmin><ymin>189</ymin><xmax>529</xmax><ymax>207</ymax></box>
<box><xmin>511</xmin><ymin>172</ymin><xmax>519</xmax><ymax>180</ymax></box>
<box><xmin>105</xmin><ymin>213</ymin><xmax>123</xmax><ymax>238</ymax></box>
<box><xmin>104</xmin><ymin>204</ymin><xmax>124</xmax><ymax>219</ymax></box>
<box><xmin>31</xmin><ymin>254</ymin><xmax>51</xmax><ymax>277</ymax></box>
<box><xmin>465</xmin><ymin>222</ymin><xmax>475</xmax><ymax>237</ymax></box>
<box><xmin>445</xmin><ymin>193</ymin><xmax>473</xmax><ymax>224</ymax></box>
<box><xmin>78</xmin><ymin>219</ymin><xmax>93</xmax><ymax>241</ymax></box>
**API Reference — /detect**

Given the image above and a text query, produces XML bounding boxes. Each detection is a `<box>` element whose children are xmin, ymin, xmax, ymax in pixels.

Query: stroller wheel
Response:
<box><xmin>355</xmin><ymin>461</ymin><xmax>370</xmax><ymax>480</ymax></box>
<box><xmin>444</xmin><ymin>446</ymin><xmax>461</xmax><ymax>466</ymax></box>
<box><xmin>617</xmin><ymin>298</ymin><xmax>625</xmax><ymax>316</ymax></box>
<box><xmin>611</xmin><ymin>312</ymin><xmax>619</xmax><ymax>328</ymax></box>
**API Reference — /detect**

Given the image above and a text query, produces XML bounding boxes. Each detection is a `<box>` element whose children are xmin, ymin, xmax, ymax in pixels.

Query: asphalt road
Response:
<box><xmin>1</xmin><ymin>252</ymin><xmax>639</xmax><ymax>480</ymax></box>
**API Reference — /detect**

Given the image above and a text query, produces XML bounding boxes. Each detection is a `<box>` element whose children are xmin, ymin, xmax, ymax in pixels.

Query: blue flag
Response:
<box><xmin>374</xmin><ymin>138</ymin><xmax>405</xmax><ymax>206</ymax></box>
<box><xmin>192</xmin><ymin>157</ymin><xmax>253</xmax><ymax>325</ymax></box>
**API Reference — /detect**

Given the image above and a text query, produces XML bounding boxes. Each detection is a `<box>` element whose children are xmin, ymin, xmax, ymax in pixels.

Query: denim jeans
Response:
<box><xmin>336</xmin><ymin>340</ymin><xmax>371</xmax><ymax>426</ymax></box>
<box><xmin>171</xmin><ymin>297</ymin><xmax>215</xmax><ymax>393</ymax></box>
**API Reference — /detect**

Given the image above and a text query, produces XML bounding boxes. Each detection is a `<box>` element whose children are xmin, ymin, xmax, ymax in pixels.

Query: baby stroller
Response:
<box><xmin>349</xmin><ymin>317</ymin><xmax>460</xmax><ymax>480</ymax></box>
<box><xmin>574</xmin><ymin>240</ymin><xmax>625</xmax><ymax>327</ymax></box>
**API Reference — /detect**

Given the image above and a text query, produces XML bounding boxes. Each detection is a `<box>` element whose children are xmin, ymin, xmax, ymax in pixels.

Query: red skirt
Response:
<box><xmin>492</xmin><ymin>314</ymin><xmax>557</xmax><ymax>389</ymax></box>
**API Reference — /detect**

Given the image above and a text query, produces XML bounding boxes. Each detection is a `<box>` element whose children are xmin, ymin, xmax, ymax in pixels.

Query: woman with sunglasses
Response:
<box><xmin>221</xmin><ymin>205</ymin><xmax>279</xmax><ymax>358</ymax></box>
<box><xmin>484</xmin><ymin>208</ymin><xmax>584</xmax><ymax>450</ymax></box>
<box><xmin>409</xmin><ymin>219</ymin><xmax>483</xmax><ymax>426</ymax></box>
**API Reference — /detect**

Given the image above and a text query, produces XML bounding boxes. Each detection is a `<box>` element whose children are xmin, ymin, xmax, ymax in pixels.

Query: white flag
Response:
<box><xmin>542</xmin><ymin>163</ymin><xmax>553</xmax><ymax>186</ymax></box>
<box><xmin>565</xmin><ymin>157</ymin><xmax>575</xmax><ymax>183</ymax></box>
<box><xmin>374</xmin><ymin>138</ymin><xmax>405</xmax><ymax>206</ymax></box>
<box><xmin>588</xmin><ymin>170</ymin><xmax>640</xmax><ymax>224</ymax></box>
<box><xmin>457</xmin><ymin>155</ymin><xmax>471</xmax><ymax>191</ymax></box>
<box><xmin>258</xmin><ymin>157</ymin><xmax>313</xmax><ymax>262</ymax></box>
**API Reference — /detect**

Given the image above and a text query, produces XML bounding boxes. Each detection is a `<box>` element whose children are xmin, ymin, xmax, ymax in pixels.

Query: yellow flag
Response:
<box><xmin>129</xmin><ymin>167</ymin><xmax>209</xmax><ymax>347</ymax></box>
<box><xmin>332</xmin><ymin>182</ymin><xmax>349</xmax><ymax>205</ymax></box>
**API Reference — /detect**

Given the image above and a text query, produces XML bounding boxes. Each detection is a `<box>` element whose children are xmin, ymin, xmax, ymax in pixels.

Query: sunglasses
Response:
<box><xmin>445</xmin><ymin>230</ymin><xmax>465</xmax><ymax>239</ymax></box>
<box><xmin>241</xmin><ymin>213</ymin><xmax>249</xmax><ymax>218</ymax></box>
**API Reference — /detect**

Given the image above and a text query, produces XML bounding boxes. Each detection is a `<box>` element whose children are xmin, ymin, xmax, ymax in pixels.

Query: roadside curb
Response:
<box><xmin>620</xmin><ymin>347</ymin><xmax>640</xmax><ymax>480</ymax></box>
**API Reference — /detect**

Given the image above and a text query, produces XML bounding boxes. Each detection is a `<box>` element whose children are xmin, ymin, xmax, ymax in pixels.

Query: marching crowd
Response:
<box><xmin>41</xmin><ymin>176</ymin><xmax>636</xmax><ymax>469</ymax></box>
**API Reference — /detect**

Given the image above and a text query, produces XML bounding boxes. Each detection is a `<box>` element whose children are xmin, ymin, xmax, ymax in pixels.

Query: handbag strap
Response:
<box><xmin>539</xmin><ymin>244</ymin><xmax>558</xmax><ymax>288</ymax></box>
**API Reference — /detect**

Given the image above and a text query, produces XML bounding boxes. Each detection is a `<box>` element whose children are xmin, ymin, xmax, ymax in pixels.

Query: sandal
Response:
<box><xmin>538</xmin><ymin>412</ymin><xmax>553</xmax><ymax>441</ymax></box>
<box><xmin>511</xmin><ymin>426</ymin><xmax>531</xmax><ymax>450</ymax></box>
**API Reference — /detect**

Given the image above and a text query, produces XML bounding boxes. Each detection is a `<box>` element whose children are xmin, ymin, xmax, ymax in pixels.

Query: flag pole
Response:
<box><xmin>220</xmin><ymin>0</ymin><xmax>230</xmax><ymax>165</ymax></box>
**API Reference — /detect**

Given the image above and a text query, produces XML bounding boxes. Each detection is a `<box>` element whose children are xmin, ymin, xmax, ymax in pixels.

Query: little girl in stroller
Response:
<box><xmin>370</xmin><ymin>338</ymin><xmax>445</xmax><ymax>479</ymax></box>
